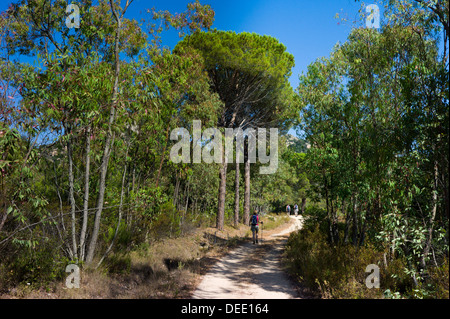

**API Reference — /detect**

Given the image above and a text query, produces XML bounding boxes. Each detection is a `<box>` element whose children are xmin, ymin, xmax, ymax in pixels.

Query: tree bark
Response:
<box><xmin>217</xmin><ymin>146</ymin><xmax>227</xmax><ymax>230</ymax></box>
<box><xmin>85</xmin><ymin>131</ymin><xmax>115</xmax><ymax>264</ymax></box>
<box><xmin>234</xmin><ymin>162</ymin><xmax>240</xmax><ymax>227</ymax></box>
<box><xmin>79</xmin><ymin>124</ymin><xmax>91</xmax><ymax>262</ymax></box>
<box><xmin>67</xmin><ymin>132</ymin><xmax>78</xmax><ymax>261</ymax></box>
<box><xmin>86</xmin><ymin>0</ymin><xmax>127</xmax><ymax>264</ymax></box>
<box><xmin>96</xmin><ymin>151</ymin><xmax>128</xmax><ymax>269</ymax></box>
<box><xmin>243</xmin><ymin>149</ymin><xmax>250</xmax><ymax>226</ymax></box>
<box><xmin>173</xmin><ymin>170</ymin><xmax>180</xmax><ymax>208</ymax></box>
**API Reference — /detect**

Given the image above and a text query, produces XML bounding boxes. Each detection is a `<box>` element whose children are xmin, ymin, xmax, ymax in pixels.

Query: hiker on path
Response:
<box><xmin>250</xmin><ymin>210</ymin><xmax>263</xmax><ymax>244</ymax></box>
<box><xmin>286</xmin><ymin>204</ymin><xmax>291</xmax><ymax>215</ymax></box>
<box><xmin>294</xmin><ymin>204</ymin><xmax>298</xmax><ymax>216</ymax></box>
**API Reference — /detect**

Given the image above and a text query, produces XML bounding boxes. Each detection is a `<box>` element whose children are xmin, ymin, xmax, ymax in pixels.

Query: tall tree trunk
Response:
<box><xmin>217</xmin><ymin>145</ymin><xmax>227</xmax><ymax>230</ymax></box>
<box><xmin>79</xmin><ymin>124</ymin><xmax>91</xmax><ymax>262</ymax></box>
<box><xmin>96</xmin><ymin>151</ymin><xmax>128</xmax><ymax>269</ymax></box>
<box><xmin>86</xmin><ymin>0</ymin><xmax>127</xmax><ymax>264</ymax></box>
<box><xmin>85</xmin><ymin>131</ymin><xmax>115</xmax><ymax>264</ymax></box>
<box><xmin>243</xmin><ymin>149</ymin><xmax>250</xmax><ymax>226</ymax></box>
<box><xmin>67</xmin><ymin>132</ymin><xmax>78</xmax><ymax>261</ymax></box>
<box><xmin>234</xmin><ymin>162</ymin><xmax>240</xmax><ymax>227</ymax></box>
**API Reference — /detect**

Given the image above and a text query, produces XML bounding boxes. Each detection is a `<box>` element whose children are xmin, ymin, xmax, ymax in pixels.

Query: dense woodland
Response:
<box><xmin>0</xmin><ymin>0</ymin><xmax>448</xmax><ymax>298</ymax></box>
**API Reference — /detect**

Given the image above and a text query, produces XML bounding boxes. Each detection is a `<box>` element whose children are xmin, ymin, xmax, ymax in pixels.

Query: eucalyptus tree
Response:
<box><xmin>5</xmin><ymin>0</ymin><xmax>147</xmax><ymax>263</ymax></box>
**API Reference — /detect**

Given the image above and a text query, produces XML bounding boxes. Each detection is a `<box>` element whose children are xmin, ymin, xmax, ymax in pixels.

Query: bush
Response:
<box><xmin>302</xmin><ymin>205</ymin><xmax>328</xmax><ymax>233</ymax></box>
<box><xmin>0</xmin><ymin>240</ymin><xmax>68</xmax><ymax>290</ymax></box>
<box><xmin>284</xmin><ymin>224</ymin><xmax>417</xmax><ymax>298</ymax></box>
<box><xmin>104</xmin><ymin>253</ymin><xmax>132</xmax><ymax>274</ymax></box>
<box><xmin>410</xmin><ymin>258</ymin><xmax>449</xmax><ymax>299</ymax></box>
<box><xmin>149</xmin><ymin>201</ymin><xmax>181</xmax><ymax>239</ymax></box>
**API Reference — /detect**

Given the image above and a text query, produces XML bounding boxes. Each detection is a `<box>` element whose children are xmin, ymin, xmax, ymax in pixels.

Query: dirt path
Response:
<box><xmin>192</xmin><ymin>215</ymin><xmax>303</xmax><ymax>299</ymax></box>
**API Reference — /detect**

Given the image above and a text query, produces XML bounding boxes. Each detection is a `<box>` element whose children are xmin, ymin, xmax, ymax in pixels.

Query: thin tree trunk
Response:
<box><xmin>79</xmin><ymin>124</ymin><xmax>91</xmax><ymax>262</ymax></box>
<box><xmin>243</xmin><ymin>148</ymin><xmax>250</xmax><ymax>226</ymax></box>
<box><xmin>173</xmin><ymin>170</ymin><xmax>180</xmax><ymax>208</ymax></box>
<box><xmin>86</xmin><ymin>0</ymin><xmax>127</xmax><ymax>264</ymax></box>
<box><xmin>85</xmin><ymin>132</ymin><xmax>115</xmax><ymax>264</ymax></box>
<box><xmin>96</xmin><ymin>153</ymin><xmax>128</xmax><ymax>269</ymax></box>
<box><xmin>217</xmin><ymin>146</ymin><xmax>227</xmax><ymax>230</ymax></box>
<box><xmin>234</xmin><ymin>162</ymin><xmax>240</xmax><ymax>227</ymax></box>
<box><xmin>67</xmin><ymin>133</ymin><xmax>78</xmax><ymax>261</ymax></box>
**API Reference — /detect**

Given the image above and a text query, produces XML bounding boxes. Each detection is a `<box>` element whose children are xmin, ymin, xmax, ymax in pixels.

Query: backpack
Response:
<box><xmin>251</xmin><ymin>214</ymin><xmax>258</xmax><ymax>225</ymax></box>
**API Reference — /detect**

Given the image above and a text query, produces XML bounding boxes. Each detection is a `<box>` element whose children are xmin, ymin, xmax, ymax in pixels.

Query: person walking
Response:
<box><xmin>250</xmin><ymin>210</ymin><xmax>263</xmax><ymax>244</ymax></box>
<box><xmin>286</xmin><ymin>204</ymin><xmax>291</xmax><ymax>215</ymax></box>
<box><xmin>294</xmin><ymin>204</ymin><xmax>298</xmax><ymax>216</ymax></box>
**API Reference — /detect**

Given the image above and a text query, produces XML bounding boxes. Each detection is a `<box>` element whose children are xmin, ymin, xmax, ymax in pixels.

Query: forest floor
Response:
<box><xmin>0</xmin><ymin>214</ymin><xmax>306</xmax><ymax>299</ymax></box>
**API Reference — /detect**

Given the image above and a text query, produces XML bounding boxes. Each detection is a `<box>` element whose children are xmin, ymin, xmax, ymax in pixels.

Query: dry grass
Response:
<box><xmin>1</xmin><ymin>223</ymin><xmax>256</xmax><ymax>299</ymax></box>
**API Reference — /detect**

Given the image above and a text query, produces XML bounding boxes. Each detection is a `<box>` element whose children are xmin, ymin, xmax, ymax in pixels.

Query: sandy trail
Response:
<box><xmin>192</xmin><ymin>215</ymin><xmax>303</xmax><ymax>299</ymax></box>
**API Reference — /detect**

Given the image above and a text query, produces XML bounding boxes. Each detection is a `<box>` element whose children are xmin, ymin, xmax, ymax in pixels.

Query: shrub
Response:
<box><xmin>149</xmin><ymin>201</ymin><xmax>181</xmax><ymax>239</ymax></box>
<box><xmin>1</xmin><ymin>240</ymin><xmax>68</xmax><ymax>290</ymax></box>
<box><xmin>284</xmin><ymin>224</ymin><xmax>419</xmax><ymax>298</ymax></box>
<box><xmin>104</xmin><ymin>253</ymin><xmax>132</xmax><ymax>275</ymax></box>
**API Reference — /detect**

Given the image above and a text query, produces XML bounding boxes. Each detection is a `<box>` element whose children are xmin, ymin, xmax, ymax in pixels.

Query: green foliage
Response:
<box><xmin>0</xmin><ymin>0</ymin><xmax>447</xmax><ymax>297</ymax></box>
<box><xmin>103</xmin><ymin>220</ymin><xmax>132</xmax><ymax>251</ymax></box>
<box><xmin>296</xmin><ymin>0</ymin><xmax>448</xmax><ymax>288</ymax></box>
<box><xmin>285</xmin><ymin>225</ymin><xmax>418</xmax><ymax>298</ymax></box>
<box><xmin>149</xmin><ymin>201</ymin><xmax>181</xmax><ymax>239</ymax></box>
<box><xmin>104</xmin><ymin>253</ymin><xmax>132</xmax><ymax>275</ymax></box>
<box><xmin>1</xmin><ymin>239</ymin><xmax>67</xmax><ymax>289</ymax></box>
<box><xmin>175</xmin><ymin>29</ymin><xmax>297</xmax><ymax>130</ymax></box>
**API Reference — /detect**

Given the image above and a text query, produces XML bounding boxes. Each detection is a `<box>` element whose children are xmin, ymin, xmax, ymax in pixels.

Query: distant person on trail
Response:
<box><xmin>286</xmin><ymin>205</ymin><xmax>291</xmax><ymax>215</ymax></box>
<box><xmin>294</xmin><ymin>204</ymin><xmax>298</xmax><ymax>216</ymax></box>
<box><xmin>250</xmin><ymin>210</ymin><xmax>263</xmax><ymax>244</ymax></box>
